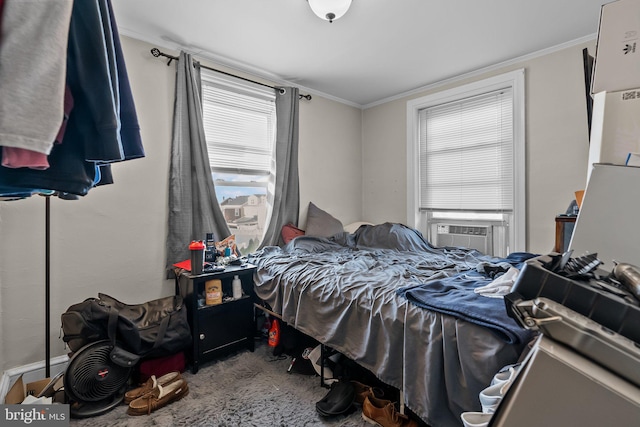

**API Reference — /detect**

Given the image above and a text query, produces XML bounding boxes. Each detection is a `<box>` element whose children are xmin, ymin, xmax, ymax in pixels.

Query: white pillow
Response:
<box><xmin>343</xmin><ymin>221</ymin><xmax>373</xmax><ymax>234</ymax></box>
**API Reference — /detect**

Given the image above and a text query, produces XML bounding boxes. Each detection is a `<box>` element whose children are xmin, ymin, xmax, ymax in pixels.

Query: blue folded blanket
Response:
<box><xmin>397</xmin><ymin>252</ymin><xmax>537</xmax><ymax>344</ymax></box>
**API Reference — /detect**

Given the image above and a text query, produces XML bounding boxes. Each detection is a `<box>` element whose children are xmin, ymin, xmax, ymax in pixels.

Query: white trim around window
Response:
<box><xmin>406</xmin><ymin>69</ymin><xmax>526</xmax><ymax>253</ymax></box>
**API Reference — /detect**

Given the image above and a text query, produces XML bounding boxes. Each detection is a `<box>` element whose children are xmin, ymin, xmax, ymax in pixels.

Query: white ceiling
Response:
<box><xmin>111</xmin><ymin>0</ymin><xmax>607</xmax><ymax>107</ymax></box>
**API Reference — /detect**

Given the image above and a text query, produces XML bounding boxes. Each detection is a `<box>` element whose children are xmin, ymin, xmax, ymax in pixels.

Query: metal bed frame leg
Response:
<box><xmin>320</xmin><ymin>344</ymin><xmax>330</xmax><ymax>388</ymax></box>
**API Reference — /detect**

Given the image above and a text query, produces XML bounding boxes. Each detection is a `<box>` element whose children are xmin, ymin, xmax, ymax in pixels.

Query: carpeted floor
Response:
<box><xmin>69</xmin><ymin>342</ymin><xmax>371</xmax><ymax>427</ymax></box>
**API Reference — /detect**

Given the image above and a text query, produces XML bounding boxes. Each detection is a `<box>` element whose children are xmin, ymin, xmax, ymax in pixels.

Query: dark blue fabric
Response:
<box><xmin>106</xmin><ymin>0</ymin><xmax>144</xmax><ymax>161</ymax></box>
<box><xmin>65</xmin><ymin>0</ymin><xmax>143</xmax><ymax>163</ymax></box>
<box><xmin>66</xmin><ymin>0</ymin><xmax>122</xmax><ymax>162</ymax></box>
<box><xmin>397</xmin><ymin>252</ymin><xmax>538</xmax><ymax>344</ymax></box>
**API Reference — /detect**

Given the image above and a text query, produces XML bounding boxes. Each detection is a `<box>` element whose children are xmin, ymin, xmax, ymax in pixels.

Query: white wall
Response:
<box><xmin>298</xmin><ymin>95</ymin><xmax>363</xmax><ymax>227</ymax></box>
<box><xmin>362</xmin><ymin>42</ymin><xmax>594</xmax><ymax>255</ymax></box>
<box><xmin>0</xmin><ymin>36</ymin><xmax>363</xmax><ymax>373</ymax></box>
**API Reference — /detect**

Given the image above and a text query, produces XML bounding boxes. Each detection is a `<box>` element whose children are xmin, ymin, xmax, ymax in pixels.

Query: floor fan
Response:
<box><xmin>63</xmin><ymin>340</ymin><xmax>132</xmax><ymax>418</ymax></box>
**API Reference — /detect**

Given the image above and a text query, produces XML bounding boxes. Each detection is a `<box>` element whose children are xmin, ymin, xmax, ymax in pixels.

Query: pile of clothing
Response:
<box><xmin>460</xmin><ymin>363</ymin><xmax>523</xmax><ymax>427</ymax></box>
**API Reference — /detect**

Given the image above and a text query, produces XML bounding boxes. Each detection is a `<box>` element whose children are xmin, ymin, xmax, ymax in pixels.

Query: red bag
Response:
<box><xmin>137</xmin><ymin>351</ymin><xmax>186</xmax><ymax>383</ymax></box>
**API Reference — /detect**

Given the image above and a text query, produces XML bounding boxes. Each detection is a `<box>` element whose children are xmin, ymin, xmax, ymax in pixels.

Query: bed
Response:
<box><xmin>248</xmin><ymin>222</ymin><xmax>536</xmax><ymax>427</ymax></box>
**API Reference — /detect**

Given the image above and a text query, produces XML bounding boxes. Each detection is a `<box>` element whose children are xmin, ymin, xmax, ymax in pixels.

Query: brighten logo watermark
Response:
<box><xmin>1</xmin><ymin>405</ymin><xmax>69</xmax><ymax>426</ymax></box>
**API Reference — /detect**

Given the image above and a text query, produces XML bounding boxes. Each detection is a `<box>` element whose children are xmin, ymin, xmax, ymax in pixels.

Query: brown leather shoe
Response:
<box><xmin>351</xmin><ymin>380</ymin><xmax>384</xmax><ymax>406</ymax></box>
<box><xmin>362</xmin><ymin>396</ymin><xmax>418</xmax><ymax>427</ymax></box>
<box><xmin>124</xmin><ymin>371</ymin><xmax>182</xmax><ymax>404</ymax></box>
<box><xmin>127</xmin><ymin>378</ymin><xmax>189</xmax><ymax>415</ymax></box>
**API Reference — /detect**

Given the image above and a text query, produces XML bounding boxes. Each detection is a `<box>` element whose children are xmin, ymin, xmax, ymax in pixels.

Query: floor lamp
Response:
<box><xmin>45</xmin><ymin>195</ymin><xmax>51</xmax><ymax>378</ymax></box>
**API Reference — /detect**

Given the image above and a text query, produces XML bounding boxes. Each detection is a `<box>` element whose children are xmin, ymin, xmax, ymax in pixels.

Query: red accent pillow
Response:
<box><xmin>281</xmin><ymin>223</ymin><xmax>305</xmax><ymax>244</ymax></box>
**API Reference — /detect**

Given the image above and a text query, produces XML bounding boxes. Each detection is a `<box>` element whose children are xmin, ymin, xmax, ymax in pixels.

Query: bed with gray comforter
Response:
<box><xmin>248</xmin><ymin>222</ymin><xmax>534</xmax><ymax>427</ymax></box>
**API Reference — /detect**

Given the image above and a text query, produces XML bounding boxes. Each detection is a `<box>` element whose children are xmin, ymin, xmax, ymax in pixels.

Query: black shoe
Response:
<box><xmin>315</xmin><ymin>381</ymin><xmax>356</xmax><ymax>416</ymax></box>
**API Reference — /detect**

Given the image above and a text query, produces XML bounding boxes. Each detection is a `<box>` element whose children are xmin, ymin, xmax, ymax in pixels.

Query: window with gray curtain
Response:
<box><xmin>200</xmin><ymin>70</ymin><xmax>276</xmax><ymax>254</ymax></box>
<box><xmin>166</xmin><ymin>51</ymin><xmax>231</xmax><ymax>272</ymax></box>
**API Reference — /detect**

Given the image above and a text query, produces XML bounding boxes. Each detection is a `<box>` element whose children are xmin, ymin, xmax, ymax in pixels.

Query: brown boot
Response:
<box><xmin>351</xmin><ymin>380</ymin><xmax>384</xmax><ymax>406</ymax></box>
<box><xmin>362</xmin><ymin>396</ymin><xmax>418</xmax><ymax>427</ymax></box>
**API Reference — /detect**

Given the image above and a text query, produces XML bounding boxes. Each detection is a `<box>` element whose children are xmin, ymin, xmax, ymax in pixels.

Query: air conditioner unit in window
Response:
<box><xmin>433</xmin><ymin>223</ymin><xmax>493</xmax><ymax>255</ymax></box>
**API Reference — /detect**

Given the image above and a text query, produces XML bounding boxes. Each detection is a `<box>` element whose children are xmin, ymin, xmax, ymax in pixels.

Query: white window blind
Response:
<box><xmin>419</xmin><ymin>88</ymin><xmax>513</xmax><ymax>212</ymax></box>
<box><xmin>200</xmin><ymin>71</ymin><xmax>276</xmax><ymax>175</ymax></box>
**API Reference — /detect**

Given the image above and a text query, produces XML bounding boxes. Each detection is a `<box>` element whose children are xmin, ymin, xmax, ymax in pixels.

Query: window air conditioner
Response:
<box><xmin>434</xmin><ymin>223</ymin><xmax>493</xmax><ymax>255</ymax></box>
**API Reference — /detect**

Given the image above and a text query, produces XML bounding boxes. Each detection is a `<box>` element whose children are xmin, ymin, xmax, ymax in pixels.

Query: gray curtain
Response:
<box><xmin>166</xmin><ymin>51</ymin><xmax>230</xmax><ymax>270</ymax></box>
<box><xmin>260</xmin><ymin>87</ymin><xmax>300</xmax><ymax>248</ymax></box>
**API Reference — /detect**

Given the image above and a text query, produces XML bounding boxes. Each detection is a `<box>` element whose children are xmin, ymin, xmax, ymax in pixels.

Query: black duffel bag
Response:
<box><xmin>61</xmin><ymin>293</ymin><xmax>191</xmax><ymax>359</ymax></box>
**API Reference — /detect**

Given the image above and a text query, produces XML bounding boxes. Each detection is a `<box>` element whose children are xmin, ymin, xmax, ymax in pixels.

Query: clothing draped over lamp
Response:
<box><xmin>0</xmin><ymin>0</ymin><xmax>144</xmax><ymax>377</ymax></box>
<box><xmin>259</xmin><ymin>87</ymin><xmax>300</xmax><ymax>248</ymax></box>
<box><xmin>166</xmin><ymin>51</ymin><xmax>230</xmax><ymax>271</ymax></box>
<box><xmin>0</xmin><ymin>0</ymin><xmax>144</xmax><ymax>199</ymax></box>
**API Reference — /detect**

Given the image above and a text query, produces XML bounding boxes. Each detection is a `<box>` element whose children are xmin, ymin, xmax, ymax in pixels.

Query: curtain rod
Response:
<box><xmin>150</xmin><ymin>48</ymin><xmax>312</xmax><ymax>101</ymax></box>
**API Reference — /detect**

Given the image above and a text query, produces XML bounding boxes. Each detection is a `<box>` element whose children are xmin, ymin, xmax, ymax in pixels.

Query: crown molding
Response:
<box><xmin>120</xmin><ymin>27</ymin><xmax>597</xmax><ymax>111</ymax></box>
<box><xmin>118</xmin><ymin>27</ymin><xmax>362</xmax><ymax>109</ymax></box>
<box><xmin>362</xmin><ymin>33</ymin><xmax>598</xmax><ymax>109</ymax></box>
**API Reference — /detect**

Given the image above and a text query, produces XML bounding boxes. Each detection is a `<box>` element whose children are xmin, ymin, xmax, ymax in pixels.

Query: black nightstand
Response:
<box><xmin>176</xmin><ymin>263</ymin><xmax>257</xmax><ymax>374</ymax></box>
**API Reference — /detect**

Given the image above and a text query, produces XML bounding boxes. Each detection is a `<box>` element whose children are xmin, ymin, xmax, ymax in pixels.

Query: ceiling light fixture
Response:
<box><xmin>307</xmin><ymin>0</ymin><xmax>352</xmax><ymax>23</ymax></box>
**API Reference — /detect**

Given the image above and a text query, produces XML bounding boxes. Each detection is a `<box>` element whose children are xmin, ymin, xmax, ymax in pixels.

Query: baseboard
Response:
<box><xmin>0</xmin><ymin>356</ymin><xmax>69</xmax><ymax>403</ymax></box>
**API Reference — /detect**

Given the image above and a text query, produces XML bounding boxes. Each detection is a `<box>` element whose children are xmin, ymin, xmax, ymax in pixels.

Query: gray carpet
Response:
<box><xmin>69</xmin><ymin>343</ymin><xmax>370</xmax><ymax>427</ymax></box>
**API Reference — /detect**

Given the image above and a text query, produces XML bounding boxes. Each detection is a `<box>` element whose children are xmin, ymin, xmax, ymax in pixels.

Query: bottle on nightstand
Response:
<box><xmin>232</xmin><ymin>275</ymin><xmax>242</xmax><ymax>299</ymax></box>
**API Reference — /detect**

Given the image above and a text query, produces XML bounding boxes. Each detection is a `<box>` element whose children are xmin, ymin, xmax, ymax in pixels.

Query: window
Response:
<box><xmin>406</xmin><ymin>70</ymin><xmax>525</xmax><ymax>256</ymax></box>
<box><xmin>200</xmin><ymin>70</ymin><xmax>277</xmax><ymax>254</ymax></box>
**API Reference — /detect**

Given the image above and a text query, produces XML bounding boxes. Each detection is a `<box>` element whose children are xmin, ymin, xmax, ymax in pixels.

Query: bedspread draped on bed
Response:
<box><xmin>248</xmin><ymin>223</ymin><xmax>532</xmax><ymax>427</ymax></box>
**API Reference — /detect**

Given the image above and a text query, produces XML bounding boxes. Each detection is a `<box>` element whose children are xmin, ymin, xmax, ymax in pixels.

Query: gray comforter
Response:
<box><xmin>249</xmin><ymin>223</ymin><xmax>530</xmax><ymax>427</ymax></box>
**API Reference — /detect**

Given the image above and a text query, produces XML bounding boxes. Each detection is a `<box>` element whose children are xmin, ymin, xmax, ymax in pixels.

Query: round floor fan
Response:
<box><xmin>64</xmin><ymin>340</ymin><xmax>133</xmax><ymax>419</ymax></box>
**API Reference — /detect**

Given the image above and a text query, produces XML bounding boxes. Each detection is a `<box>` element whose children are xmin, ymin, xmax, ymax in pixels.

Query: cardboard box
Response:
<box><xmin>592</xmin><ymin>0</ymin><xmax>640</xmax><ymax>94</ymax></box>
<box><xmin>5</xmin><ymin>376</ymin><xmax>49</xmax><ymax>404</ymax></box>
<box><xmin>4</xmin><ymin>373</ymin><xmax>65</xmax><ymax>404</ymax></box>
<box><xmin>588</xmin><ymin>88</ymin><xmax>640</xmax><ymax>175</ymax></box>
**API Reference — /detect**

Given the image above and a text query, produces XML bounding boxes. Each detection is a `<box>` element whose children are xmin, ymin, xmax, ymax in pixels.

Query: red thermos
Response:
<box><xmin>189</xmin><ymin>240</ymin><xmax>205</xmax><ymax>275</ymax></box>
